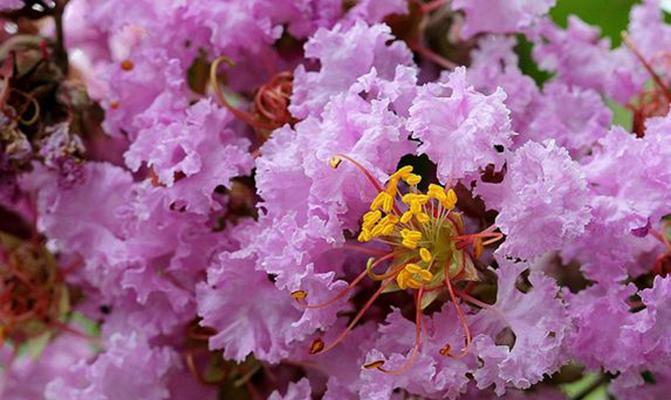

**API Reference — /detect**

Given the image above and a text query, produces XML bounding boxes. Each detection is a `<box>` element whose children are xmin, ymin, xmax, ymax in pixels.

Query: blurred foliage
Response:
<box><xmin>551</xmin><ymin>0</ymin><xmax>640</xmax><ymax>46</ymax></box>
<box><xmin>561</xmin><ymin>373</ymin><xmax>609</xmax><ymax>400</ymax></box>
<box><xmin>515</xmin><ymin>35</ymin><xmax>552</xmax><ymax>87</ymax></box>
<box><xmin>517</xmin><ymin>0</ymin><xmax>640</xmax><ymax>132</ymax></box>
<box><xmin>519</xmin><ymin>0</ymin><xmax>640</xmax><ymax>85</ymax></box>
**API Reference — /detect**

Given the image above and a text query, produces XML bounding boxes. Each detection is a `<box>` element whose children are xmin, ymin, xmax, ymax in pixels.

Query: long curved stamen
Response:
<box><xmin>371</xmin><ymin>286</ymin><xmax>425</xmax><ymax>375</ymax></box>
<box><xmin>254</xmin><ymin>71</ymin><xmax>293</xmax><ymax>125</ymax></box>
<box><xmin>342</xmin><ymin>243</ymin><xmax>388</xmax><ymax>257</ymax></box>
<box><xmin>366</xmin><ymin>253</ymin><xmax>406</xmax><ymax>280</ymax></box>
<box><xmin>650</xmin><ymin>228</ymin><xmax>671</xmax><ymax>250</ymax></box>
<box><xmin>310</xmin><ymin>279</ymin><xmax>394</xmax><ymax>355</ymax></box>
<box><xmin>456</xmin><ymin>231</ymin><xmax>503</xmax><ymax>249</ymax></box>
<box><xmin>622</xmin><ymin>33</ymin><xmax>671</xmax><ymax>103</ymax></box>
<box><xmin>443</xmin><ymin>274</ymin><xmax>472</xmax><ymax>359</ymax></box>
<box><xmin>10</xmin><ymin>88</ymin><xmax>40</xmax><ymax>125</ymax></box>
<box><xmin>295</xmin><ymin>269</ymin><xmax>369</xmax><ymax>309</ymax></box>
<box><xmin>408</xmin><ymin>41</ymin><xmax>458</xmax><ymax>70</ymax></box>
<box><xmin>419</xmin><ymin>0</ymin><xmax>449</xmax><ymax>14</ymax></box>
<box><xmin>185</xmin><ymin>347</ymin><xmax>229</xmax><ymax>386</ymax></box>
<box><xmin>209</xmin><ymin>56</ymin><xmax>278</xmax><ymax>131</ymax></box>
<box><xmin>294</xmin><ymin>252</ymin><xmax>398</xmax><ymax>309</ymax></box>
<box><xmin>330</xmin><ymin>154</ymin><xmax>385</xmax><ymax>193</ymax></box>
<box><xmin>455</xmin><ymin>290</ymin><xmax>492</xmax><ymax>309</ymax></box>
<box><xmin>48</xmin><ymin>320</ymin><xmax>93</xmax><ymax>340</ymax></box>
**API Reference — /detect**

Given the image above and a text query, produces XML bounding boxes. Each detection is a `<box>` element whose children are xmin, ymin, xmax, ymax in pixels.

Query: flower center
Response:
<box><xmin>291</xmin><ymin>155</ymin><xmax>503</xmax><ymax>374</ymax></box>
<box><xmin>356</xmin><ymin>163</ymin><xmax>475</xmax><ymax>291</ymax></box>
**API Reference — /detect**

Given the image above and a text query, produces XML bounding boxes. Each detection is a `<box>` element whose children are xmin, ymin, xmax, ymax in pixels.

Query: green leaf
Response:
<box><xmin>550</xmin><ymin>0</ymin><xmax>639</xmax><ymax>47</ymax></box>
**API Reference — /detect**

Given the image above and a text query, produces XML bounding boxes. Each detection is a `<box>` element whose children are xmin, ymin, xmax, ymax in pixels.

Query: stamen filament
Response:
<box><xmin>374</xmin><ymin>286</ymin><xmax>425</xmax><ymax>375</ymax></box>
<box><xmin>210</xmin><ymin>56</ymin><xmax>278</xmax><ymax>131</ymax></box>
<box><xmin>311</xmin><ymin>279</ymin><xmax>394</xmax><ymax>354</ymax></box>
<box><xmin>330</xmin><ymin>154</ymin><xmax>385</xmax><ymax>193</ymax></box>
<box><xmin>455</xmin><ymin>291</ymin><xmax>492</xmax><ymax>309</ymax></box>
<box><xmin>622</xmin><ymin>33</ymin><xmax>671</xmax><ymax>103</ymax></box>
<box><xmin>298</xmin><ymin>269</ymin><xmax>370</xmax><ymax>309</ymax></box>
<box><xmin>443</xmin><ymin>273</ymin><xmax>472</xmax><ymax>359</ymax></box>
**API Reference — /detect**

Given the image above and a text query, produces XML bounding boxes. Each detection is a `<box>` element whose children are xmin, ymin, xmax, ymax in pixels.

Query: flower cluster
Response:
<box><xmin>2</xmin><ymin>0</ymin><xmax>671</xmax><ymax>399</ymax></box>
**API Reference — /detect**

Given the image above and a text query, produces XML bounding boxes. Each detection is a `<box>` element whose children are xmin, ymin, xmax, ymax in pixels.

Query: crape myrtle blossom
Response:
<box><xmin>408</xmin><ymin>66</ymin><xmax>516</xmax><ymax>183</ymax></box>
<box><xmin>476</xmin><ymin>140</ymin><xmax>592</xmax><ymax>261</ymax></box>
<box><xmin>565</xmin><ymin>275</ymin><xmax>671</xmax><ymax>396</ymax></box>
<box><xmin>0</xmin><ymin>0</ymin><xmax>21</xmax><ymax>10</ymax></box>
<box><xmin>562</xmin><ymin>115</ymin><xmax>671</xmax><ymax>282</ymax></box>
<box><xmin>466</xmin><ymin>35</ymin><xmax>613</xmax><ymax>156</ymax></box>
<box><xmin>531</xmin><ymin>15</ymin><xmax>642</xmax><ymax>104</ymax></box>
<box><xmin>197</xmin><ymin>20</ymin><xmax>575</xmax><ymax>399</ymax></box>
<box><xmin>198</xmin><ymin>22</ymin><xmax>417</xmax><ymax>366</ymax></box>
<box><xmin>466</xmin><ymin>36</ymin><xmax>539</xmax><ymax>134</ymax></box>
<box><xmin>6</xmin><ymin>0</ymin><xmax>671</xmax><ymax>399</ymax></box>
<box><xmin>452</xmin><ymin>0</ymin><xmax>556</xmax><ymax>38</ymax></box>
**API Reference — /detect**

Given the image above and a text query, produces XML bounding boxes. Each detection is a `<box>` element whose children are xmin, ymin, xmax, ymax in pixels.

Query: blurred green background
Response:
<box><xmin>518</xmin><ymin>0</ymin><xmax>643</xmax><ymax>131</ymax></box>
<box><xmin>551</xmin><ymin>0</ymin><xmax>640</xmax><ymax>46</ymax></box>
<box><xmin>539</xmin><ymin>1</ymin><xmax>642</xmax><ymax>397</ymax></box>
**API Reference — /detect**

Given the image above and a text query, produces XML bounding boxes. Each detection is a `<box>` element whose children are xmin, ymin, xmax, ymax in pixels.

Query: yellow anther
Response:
<box><xmin>404</xmin><ymin>173</ymin><xmax>421</xmax><ymax>186</ymax></box>
<box><xmin>419</xmin><ymin>248</ymin><xmax>432</xmax><ymax>262</ymax></box>
<box><xmin>404</xmin><ymin>263</ymin><xmax>423</xmax><ymax>274</ymax></box>
<box><xmin>310</xmin><ymin>338</ymin><xmax>325</xmax><ymax>354</ymax></box>
<box><xmin>369</xmin><ymin>215</ymin><xmax>398</xmax><ymax>238</ymax></box>
<box><xmin>411</xmin><ymin>203</ymin><xmax>422</xmax><ymax>215</ymax></box>
<box><xmin>443</xmin><ymin>188</ymin><xmax>458</xmax><ymax>209</ymax></box>
<box><xmin>370</xmin><ymin>192</ymin><xmax>394</xmax><ymax>212</ymax></box>
<box><xmin>416</xmin><ymin>212</ymin><xmax>430</xmax><ymax>224</ymax></box>
<box><xmin>401</xmin><ymin>193</ymin><xmax>429</xmax><ymax>205</ymax></box>
<box><xmin>400</xmin><ymin>229</ymin><xmax>422</xmax><ymax>249</ymax></box>
<box><xmin>391</xmin><ymin>165</ymin><xmax>413</xmax><ymax>179</ymax></box>
<box><xmin>396</xmin><ymin>263</ymin><xmax>433</xmax><ymax>289</ymax></box>
<box><xmin>474</xmin><ymin>238</ymin><xmax>484</xmax><ymax>259</ymax></box>
<box><xmin>291</xmin><ymin>290</ymin><xmax>307</xmax><ymax>301</ymax></box>
<box><xmin>385</xmin><ymin>179</ymin><xmax>399</xmax><ymax>198</ymax></box>
<box><xmin>381</xmin><ymin>223</ymin><xmax>396</xmax><ymax>236</ymax></box>
<box><xmin>397</xmin><ymin>271</ymin><xmax>409</xmax><ymax>289</ymax></box>
<box><xmin>329</xmin><ymin>156</ymin><xmax>342</xmax><ymax>169</ymax></box>
<box><xmin>402</xmin><ymin>239</ymin><xmax>419</xmax><ymax>249</ymax></box>
<box><xmin>362</xmin><ymin>210</ymin><xmax>382</xmax><ymax>229</ymax></box>
<box><xmin>370</xmin><ymin>223</ymin><xmax>386</xmax><ymax>237</ymax></box>
<box><xmin>363</xmin><ymin>360</ymin><xmax>386</xmax><ymax>370</ymax></box>
<box><xmin>358</xmin><ymin>228</ymin><xmax>372</xmax><ymax>242</ymax></box>
<box><xmin>400</xmin><ymin>211</ymin><xmax>413</xmax><ymax>224</ymax></box>
<box><xmin>428</xmin><ymin>184</ymin><xmax>447</xmax><ymax>202</ymax></box>
<box><xmin>400</xmin><ymin>229</ymin><xmax>422</xmax><ymax>241</ymax></box>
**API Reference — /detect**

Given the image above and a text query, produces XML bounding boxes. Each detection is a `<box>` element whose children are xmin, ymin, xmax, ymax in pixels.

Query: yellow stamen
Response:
<box><xmin>329</xmin><ymin>156</ymin><xmax>342</xmax><ymax>169</ymax></box>
<box><xmin>443</xmin><ymin>188</ymin><xmax>457</xmax><ymax>210</ymax></box>
<box><xmin>404</xmin><ymin>173</ymin><xmax>421</xmax><ymax>186</ymax></box>
<box><xmin>396</xmin><ymin>263</ymin><xmax>433</xmax><ymax>289</ymax></box>
<box><xmin>400</xmin><ymin>229</ymin><xmax>422</xmax><ymax>241</ymax></box>
<box><xmin>419</xmin><ymin>248</ymin><xmax>432</xmax><ymax>263</ymax></box>
<box><xmin>380</xmin><ymin>223</ymin><xmax>396</xmax><ymax>236</ymax></box>
<box><xmin>363</xmin><ymin>360</ymin><xmax>386</xmax><ymax>370</ymax></box>
<box><xmin>370</xmin><ymin>192</ymin><xmax>394</xmax><ymax>213</ymax></box>
<box><xmin>291</xmin><ymin>290</ymin><xmax>307</xmax><ymax>301</ymax></box>
<box><xmin>362</xmin><ymin>210</ymin><xmax>382</xmax><ymax>229</ymax></box>
<box><xmin>401</xmin><ymin>193</ymin><xmax>429</xmax><ymax>205</ymax></box>
<box><xmin>358</xmin><ymin>229</ymin><xmax>371</xmax><ymax>242</ymax></box>
<box><xmin>415</xmin><ymin>212</ymin><xmax>430</xmax><ymax>224</ymax></box>
<box><xmin>428</xmin><ymin>184</ymin><xmax>447</xmax><ymax>201</ymax></box>
<box><xmin>400</xmin><ymin>229</ymin><xmax>422</xmax><ymax>248</ymax></box>
<box><xmin>391</xmin><ymin>165</ymin><xmax>413</xmax><ymax>179</ymax></box>
<box><xmin>310</xmin><ymin>338</ymin><xmax>325</xmax><ymax>354</ymax></box>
